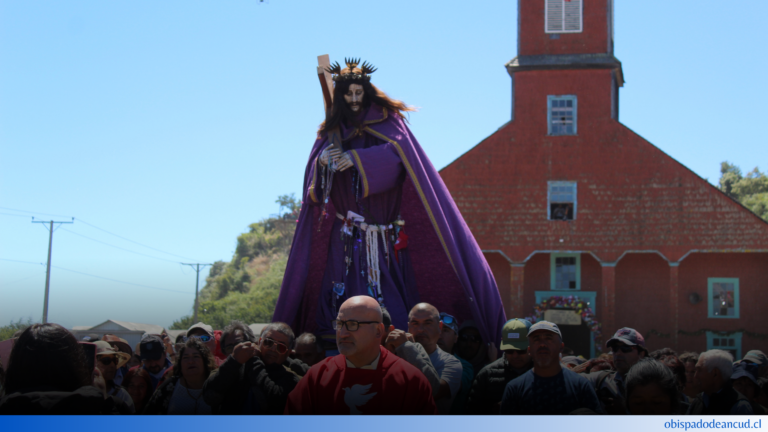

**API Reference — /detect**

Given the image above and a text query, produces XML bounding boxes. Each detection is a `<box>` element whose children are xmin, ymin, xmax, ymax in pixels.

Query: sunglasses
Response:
<box><xmin>610</xmin><ymin>344</ymin><xmax>635</xmax><ymax>354</ymax></box>
<box><xmin>99</xmin><ymin>355</ymin><xmax>119</xmax><ymax>366</ymax></box>
<box><xmin>440</xmin><ymin>313</ymin><xmax>456</xmax><ymax>325</ymax></box>
<box><xmin>458</xmin><ymin>334</ymin><xmax>482</xmax><ymax>343</ymax></box>
<box><xmin>261</xmin><ymin>337</ymin><xmax>289</xmax><ymax>354</ymax></box>
<box><xmin>184</xmin><ymin>335</ymin><xmax>212</xmax><ymax>343</ymax></box>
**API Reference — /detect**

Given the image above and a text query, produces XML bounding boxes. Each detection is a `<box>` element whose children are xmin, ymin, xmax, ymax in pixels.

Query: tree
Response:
<box><xmin>0</xmin><ymin>318</ymin><xmax>33</xmax><ymax>341</ymax></box>
<box><xmin>170</xmin><ymin>193</ymin><xmax>298</xmax><ymax>329</ymax></box>
<box><xmin>719</xmin><ymin>162</ymin><xmax>768</xmax><ymax>222</ymax></box>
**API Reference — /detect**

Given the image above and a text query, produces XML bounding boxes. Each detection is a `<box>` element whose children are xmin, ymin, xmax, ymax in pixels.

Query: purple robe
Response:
<box><xmin>273</xmin><ymin>103</ymin><xmax>506</xmax><ymax>346</ymax></box>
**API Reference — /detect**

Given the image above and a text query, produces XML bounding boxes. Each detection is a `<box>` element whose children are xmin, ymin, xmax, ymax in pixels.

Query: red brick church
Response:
<box><xmin>439</xmin><ymin>0</ymin><xmax>768</xmax><ymax>358</ymax></box>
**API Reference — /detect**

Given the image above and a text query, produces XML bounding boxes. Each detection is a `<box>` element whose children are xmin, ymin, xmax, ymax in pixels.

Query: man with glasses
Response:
<box><xmin>285</xmin><ymin>296</ymin><xmax>437</xmax><ymax>414</ymax></box>
<box><xmin>204</xmin><ymin>322</ymin><xmax>308</xmax><ymax>414</ymax></box>
<box><xmin>584</xmin><ymin>327</ymin><xmax>648</xmax><ymax>414</ymax></box>
<box><xmin>500</xmin><ymin>321</ymin><xmax>602</xmax><ymax>414</ymax></box>
<box><xmin>94</xmin><ymin>341</ymin><xmax>135</xmax><ymax>413</ymax></box>
<box><xmin>466</xmin><ymin>318</ymin><xmax>533</xmax><ymax>414</ymax></box>
<box><xmin>435</xmin><ymin>311</ymin><xmax>473</xmax><ymax>414</ymax></box>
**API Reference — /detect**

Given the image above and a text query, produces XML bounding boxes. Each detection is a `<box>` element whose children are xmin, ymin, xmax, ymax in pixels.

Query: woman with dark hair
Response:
<box><xmin>0</xmin><ymin>323</ymin><xmax>126</xmax><ymax>414</ymax></box>
<box><xmin>143</xmin><ymin>338</ymin><xmax>218</xmax><ymax>414</ymax></box>
<box><xmin>625</xmin><ymin>358</ymin><xmax>682</xmax><ymax>415</ymax></box>
<box><xmin>123</xmin><ymin>367</ymin><xmax>153</xmax><ymax>414</ymax></box>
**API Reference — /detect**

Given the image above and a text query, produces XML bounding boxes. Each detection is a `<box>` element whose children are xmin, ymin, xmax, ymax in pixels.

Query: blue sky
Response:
<box><xmin>1</xmin><ymin>1</ymin><xmax>766</xmax><ymax>329</ymax></box>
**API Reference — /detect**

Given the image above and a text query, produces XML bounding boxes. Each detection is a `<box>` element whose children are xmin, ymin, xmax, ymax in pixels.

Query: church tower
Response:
<box><xmin>439</xmin><ymin>0</ymin><xmax>768</xmax><ymax>357</ymax></box>
<box><xmin>507</xmin><ymin>0</ymin><xmax>622</xmax><ymax>122</ymax></box>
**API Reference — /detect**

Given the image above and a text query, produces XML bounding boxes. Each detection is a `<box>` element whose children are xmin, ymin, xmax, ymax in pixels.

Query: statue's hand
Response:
<box><xmin>336</xmin><ymin>152</ymin><xmax>354</xmax><ymax>171</ymax></box>
<box><xmin>320</xmin><ymin>147</ymin><xmax>342</xmax><ymax>167</ymax></box>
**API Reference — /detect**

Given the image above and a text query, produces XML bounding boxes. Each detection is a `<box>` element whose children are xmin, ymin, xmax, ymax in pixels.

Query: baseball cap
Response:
<box><xmin>500</xmin><ymin>319</ymin><xmax>532</xmax><ymax>351</ymax></box>
<box><xmin>139</xmin><ymin>334</ymin><xmax>165</xmax><ymax>361</ymax></box>
<box><xmin>743</xmin><ymin>350</ymin><xmax>767</xmax><ymax>365</ymax></box>
<box><xmin>439</xmin><ymin>312</ymin><xmax>459</xmax><ymax>335</ymax></box>
<box><xmin>732</xmin><ymin>361</ymin><xmax>760</xmax><ymax>385</ymax></box>
<box><xmin>527</xmin><ymin>321</ymin><xmax>562</xmax><ymax>340</ymax></box>
<box><xmin>607</xmin><ymin>327</ymin><xmax>646</xmax><ymax>348</ymax></box>
<box><xmin>187</xmin><ymin>322</ymin><xmax>214</xmax><ymax>337</ymax></box>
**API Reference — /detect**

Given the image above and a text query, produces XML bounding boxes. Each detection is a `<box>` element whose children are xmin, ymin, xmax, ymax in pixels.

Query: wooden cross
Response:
<box><xmin>317</xmin><ymin>54</ymin><xmax>341</xmax><ymax>149</ymax></box>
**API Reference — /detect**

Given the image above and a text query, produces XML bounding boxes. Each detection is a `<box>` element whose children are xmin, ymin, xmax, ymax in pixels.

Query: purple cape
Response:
<box><xmin>273</xmin><ymin>104</ymin><xmax>506</xmax><ymax>346</ymax></box>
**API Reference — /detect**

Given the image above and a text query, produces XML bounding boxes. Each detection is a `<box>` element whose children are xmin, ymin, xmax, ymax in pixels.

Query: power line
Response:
<box><xmin>0</xmin><ymin>206</ymin><xmax>203</xmax><ymax>262</ymax></box>
<box><xmin>0</xmin><ymin>258</ymin><xmax>45</xmax><ymax>266</ymax></box>
<box><xmin>50</xmin><ymin>265</ymin><xmax>191</xmax><ymax>295</ymax></box>
<box><xmin>0</xmin><ymin>273</ymin><xmax>46</xmax><ymax>288</ymax></box>
<box><xmin>0</xmin><ymin>206</ymin><xmax>73</xmax><ymax>219</ymax></box>
<box><xmin>60</xmin><ymin>227</ymin><xmax>181</xmax><ymax>264</ymax></box>
<box><xmin>0</xmin><ymin>258</ymin><xmax>191</xmax><ymax>295</ymax></box>
<box><xmin>0</xmin><ymin>212</ymin><xmax>37</xmax><ymax>218</ymax></box>
<box><xmin>75</xmin><ymin>218</ymin><xmax>203</xmax><ymax>262</ymax></box>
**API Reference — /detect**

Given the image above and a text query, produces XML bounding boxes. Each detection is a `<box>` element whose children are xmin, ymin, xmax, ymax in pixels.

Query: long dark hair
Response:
<box><xmin>318</xmin><ymin>80</ymin><xmax>415</xmax><ymax>136</ymax></box>
<box><xmin>171</xmin><ymin>339</ymin><xmax>217</xmax><ymax>379</ymax></box>
<box><xmin>4</xmin><ymin>323</ymin><xmax>92</xmax><ymax>394</ymax></box>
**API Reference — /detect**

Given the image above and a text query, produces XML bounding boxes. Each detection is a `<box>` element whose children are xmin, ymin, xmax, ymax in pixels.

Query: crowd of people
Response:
<box><xmin>1</xmin><ymin>295</ymin><xmax>766</xmax><ymax>415</ymax></box>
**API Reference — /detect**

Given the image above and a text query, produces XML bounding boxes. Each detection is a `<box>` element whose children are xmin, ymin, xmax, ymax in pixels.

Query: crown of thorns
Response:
<box><xmin>325</xmin><ymin>57</ymin><xmax>377</xmax><ymax>82</ymax></box>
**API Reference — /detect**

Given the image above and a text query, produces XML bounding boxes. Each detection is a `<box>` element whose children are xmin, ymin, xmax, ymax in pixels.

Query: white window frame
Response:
<box><xmin>548</xmin><ymin>181</ymin><xmax>577</xmax><ymax>220</ymax></box>
<box><xmin>545</xmin><ymin>0</ymin><xmax>583</xmax><ymax>34</ymax></box>
<box><xmin>547</xmin><ymin>95</ymin><xmax>578</xmax><ymax>136</ymax></box>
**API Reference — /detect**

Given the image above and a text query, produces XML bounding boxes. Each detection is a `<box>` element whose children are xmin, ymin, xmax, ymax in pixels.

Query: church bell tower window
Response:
<box><xmin>545</xmin><ymin>0</ymin><xmax>583</xmax><ymax>34</ymax></box>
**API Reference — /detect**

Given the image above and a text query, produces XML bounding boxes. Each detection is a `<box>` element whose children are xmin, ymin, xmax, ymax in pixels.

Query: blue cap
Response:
<box><xmin>732</xmin><ymin>361</ymin><xmax>760</xmax><ymax>385</ymax></box>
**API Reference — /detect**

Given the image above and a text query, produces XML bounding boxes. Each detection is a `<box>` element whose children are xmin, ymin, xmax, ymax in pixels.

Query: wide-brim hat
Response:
<box><xmin>743</xmin><ymin>350</ymin><xmax>768</xmax><ymax>365</ymax></box>
<box><xmin>102</xmin><ymin>335</ymin><xmax>133</xmax><ymax>357</ymax></box>
<box><xmin>93</xmin><ymin>341</ymin><xmax>131</xmax><ymax>369</ymax></box>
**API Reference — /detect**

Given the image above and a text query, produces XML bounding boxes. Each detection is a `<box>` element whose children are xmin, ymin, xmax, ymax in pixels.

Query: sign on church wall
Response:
<box><xmin>544</xmin><ymin>309</ymin><xmax>582</xmax><ymax>326</ymax></box>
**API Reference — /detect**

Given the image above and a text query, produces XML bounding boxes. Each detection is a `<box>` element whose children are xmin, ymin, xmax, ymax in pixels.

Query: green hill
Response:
<box><xmin>170</xmin><ymin>194</ymin><xmax>299</xmax><ymax>330</ymax></box>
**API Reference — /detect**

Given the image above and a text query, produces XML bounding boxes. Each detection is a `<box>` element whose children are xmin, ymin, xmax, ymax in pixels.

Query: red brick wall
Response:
<box><xmin>484</xmin><ymin>252</ymin><xmax>513</xmax><ymax>318</ymax></box>
<box><xmin>615</xmin><ymin>253</ymin><xmax>671</xmax><ymax>352</ymax></box>
<box><xmin>519</xmin><ymin>0</ymin><xmax>610</xmax><ymax>56</ymax></box>
<box><xmin>440</xmin><ymin>68</ymin><xmax>768</xmax><ymax>263</ymax></box>
<box><xmin>677</xmin><ymin>253</ymin><xmax>768</xmax><ymax>354</ymax></box>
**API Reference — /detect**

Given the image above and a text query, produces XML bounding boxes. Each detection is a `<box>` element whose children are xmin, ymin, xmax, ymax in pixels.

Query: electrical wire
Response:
<box><xmin>0</xmin><ymin>206</ymin><xmax>72</xmax><ymax>219</ymax></box>
<box><xmin>75</xmin><ymin>219</ymin><xmax>203</xmax><ymax>262</ymax></box>
<box><xmin>0</xmin><ymin>258</ymin><xmax>191</xmax><ymax>295</ymax></box>
<box><xmin>0</xmin><ymin>206</ymin><xmax>203</xmax><ymax>262</ymax></box>
<box><xmin>60</xmin><ymin>227</ymin><xmax>181</xmax><ymax>264</ymax></box>
<box><xmin>0</xmin><ymin>273</ymin><xmax>45</xmax><ymax>288</ymax></box>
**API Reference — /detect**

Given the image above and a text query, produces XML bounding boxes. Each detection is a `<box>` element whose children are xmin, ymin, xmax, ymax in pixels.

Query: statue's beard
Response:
<box><xmin>341</xmin><ymin>102</ymin><xmax>366</xmax><ymax>125</ymax></box>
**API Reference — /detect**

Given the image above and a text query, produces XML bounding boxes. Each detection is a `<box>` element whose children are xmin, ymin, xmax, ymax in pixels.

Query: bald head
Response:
<box><xmin>409</xmin><ymin>303</ymin><xmax>440</xmax><ymax>322</ymax></box>
<box><xmin>339</xmin><ymin>295</ymin><xmax>383</xmax><ymax>322</ymax></box>
<box><xmin>336</xmin><ymin>296</ymin><xmax>384</xmax><ymax>367</ymax></box>
<box><xmin>408</xmin><ymin>302</ymin><xmax>442</xmax><ymax>354</ymax></box>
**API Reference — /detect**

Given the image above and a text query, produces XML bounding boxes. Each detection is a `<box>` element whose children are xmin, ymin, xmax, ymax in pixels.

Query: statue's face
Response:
<box><xmin>343</xmin><ymin>84</ymin><xmax>364</xmax><ymax>112</ymax></box>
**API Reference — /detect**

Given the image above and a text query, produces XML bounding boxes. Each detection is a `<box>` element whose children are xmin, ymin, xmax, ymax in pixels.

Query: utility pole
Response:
<box><xmin>182</xmin><ymin>263</ymin><xmax>213</xmax><ymax>323</ymax></box>
<box><xmin>32</xmin><ymin>218</ymin><xmax>74</xmax><ymax>324</ymax></box>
